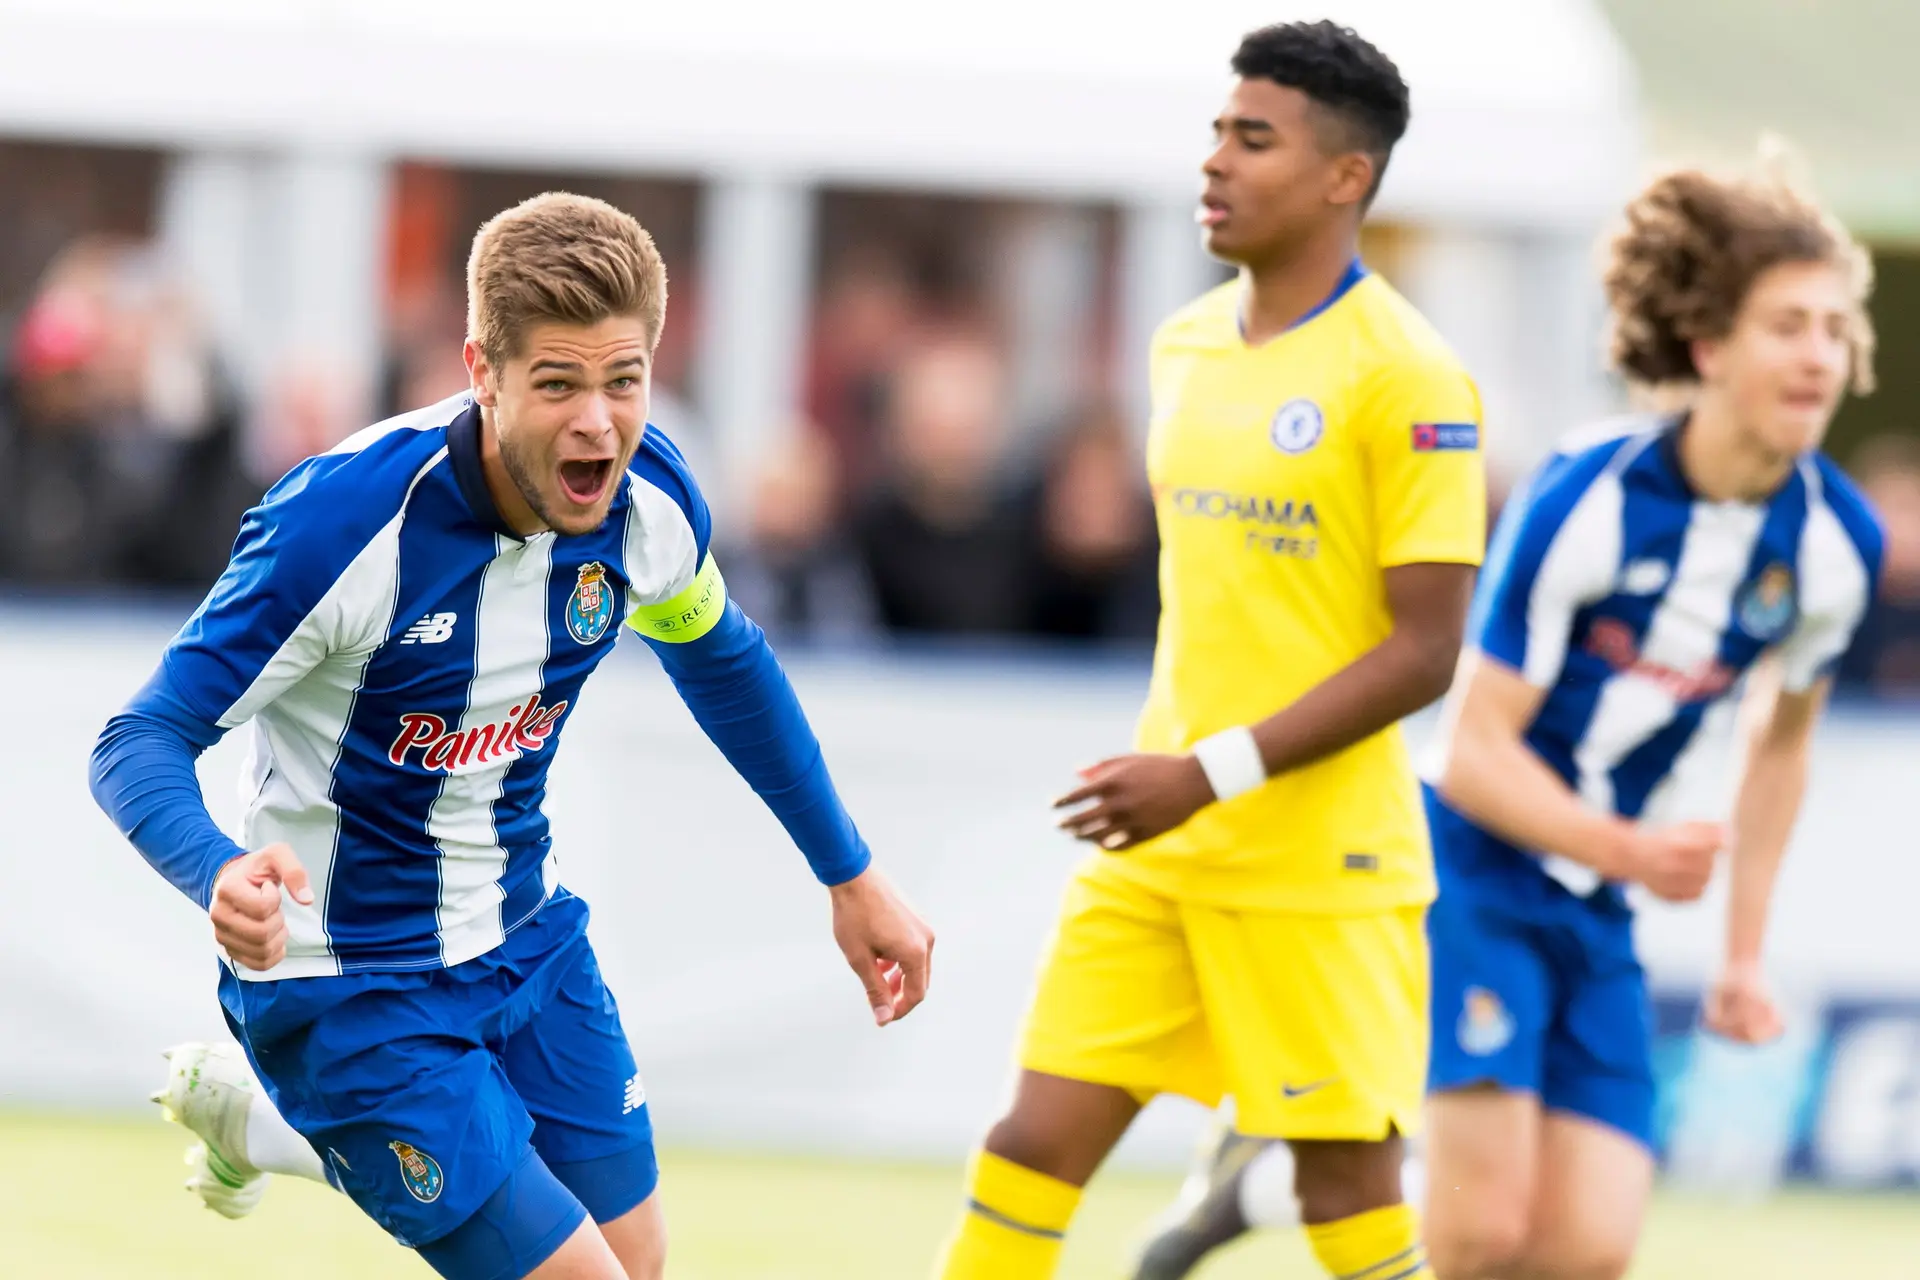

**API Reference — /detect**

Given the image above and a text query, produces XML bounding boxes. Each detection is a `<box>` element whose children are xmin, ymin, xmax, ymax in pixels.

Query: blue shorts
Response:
<box><xmin>218</xmin><ymin>891</ymin><xmax>658</xmax><ymax>1272</ymax></box>
<box><xmin>1424</xmin><ymin>790</ymin><xmax>1656</xmax><ymax>1147</ymax></box>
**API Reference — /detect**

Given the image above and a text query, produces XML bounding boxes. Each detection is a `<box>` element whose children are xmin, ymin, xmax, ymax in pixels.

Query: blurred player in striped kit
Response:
<box><xmin>1136</xmin><ymin>156</ymin><xmax>1884</xmax><ymax>1280</ymax></box>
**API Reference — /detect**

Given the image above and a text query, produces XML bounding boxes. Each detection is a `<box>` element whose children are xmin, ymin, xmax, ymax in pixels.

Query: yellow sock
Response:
<box><xmin>1305</xmin><ymin>1203</ymin><xmax>1434</xmax><ymax>1280</ymax></box>
<box><xmin>931</xmin><ymin>1150</ymin><xmax>1082</xmax><ymax>1279</ymax></box>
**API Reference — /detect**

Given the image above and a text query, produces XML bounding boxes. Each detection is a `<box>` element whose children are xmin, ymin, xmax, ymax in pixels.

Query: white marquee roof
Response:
<box><xmin>0</xmin><ymin>0</ymin><xmax>1639</xmax><ymax>226</ymax></box>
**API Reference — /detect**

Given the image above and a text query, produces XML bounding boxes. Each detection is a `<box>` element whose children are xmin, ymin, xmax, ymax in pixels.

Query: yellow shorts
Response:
<box><xmin>1017</xmin><ymin>860</ymin><xmax>1429</xmax><ymax>1140</ymax></box>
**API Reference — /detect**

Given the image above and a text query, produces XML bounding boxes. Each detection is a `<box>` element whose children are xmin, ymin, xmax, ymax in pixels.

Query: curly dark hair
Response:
<box><xmin>1231</xmin><ymin>21</ymin><xmax>1410</xmax><ymax>202</ymax></box>
<box><xmin>1602</xmin><ymin>162</ymin><xmax>1875</xmax><ymax>392</ymax></box>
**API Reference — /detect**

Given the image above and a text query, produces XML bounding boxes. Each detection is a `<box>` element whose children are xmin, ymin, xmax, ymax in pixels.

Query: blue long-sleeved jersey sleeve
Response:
<box><xmin>644</xmin><ymin>600</ymin><xmax>871</xmax><ymax>886</ymax></box>
<box><xmin>89</xmin><ymin>666</ymin><xmax>245</xmax><ymax>909</ymax></box>
<box><xmin>631</xmin><ymin>425</ymin><xmax>870</xmax><ymax>886</ymax></box>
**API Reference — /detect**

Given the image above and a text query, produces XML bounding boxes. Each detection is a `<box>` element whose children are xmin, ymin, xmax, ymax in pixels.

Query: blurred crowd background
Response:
<box><xmin>0</xmin><ymin>158</ymin><xmax>1179</xmax><ymax>644</ymax></box>
<box><xmin>1</xmin><ymin>0</ymin><xmax>1918</xmax><ymax>689</ymax></box>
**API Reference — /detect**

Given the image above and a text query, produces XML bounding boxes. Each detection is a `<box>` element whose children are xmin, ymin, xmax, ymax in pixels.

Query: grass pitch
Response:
<box><xmin>3</xmin><ymin>1110</ymin><xmax>1916</xmax><ymax>1278</ymax></box>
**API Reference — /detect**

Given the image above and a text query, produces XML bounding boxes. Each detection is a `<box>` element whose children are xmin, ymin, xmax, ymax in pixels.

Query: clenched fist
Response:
<box><xmin>209</xmin><ymin>843</ymin><xmax>312</xmax><ymax>971</ymax></box>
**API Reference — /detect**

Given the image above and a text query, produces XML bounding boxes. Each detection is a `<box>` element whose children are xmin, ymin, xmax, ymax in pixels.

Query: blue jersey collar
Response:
<box><xmin>1655</xmin><ymin>413</ymin><xmax>1699</xmax><ymax>502</ymax></box>
<box><xmin>1238</xmin><ymin>257</ymin><xmax>1368</xmax><ymax>343</ymax></box>
<box><xmin>448</xmin><ymin>402</ymin><xmax>529</xmax><ymax>541</ymax></box>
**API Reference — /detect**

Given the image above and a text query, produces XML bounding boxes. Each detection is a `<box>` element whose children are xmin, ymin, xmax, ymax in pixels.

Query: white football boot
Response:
<box><xmin>151</xmin><ymin>1042</ymin><xmax>270</xmax><ymax>1219</ymax></box>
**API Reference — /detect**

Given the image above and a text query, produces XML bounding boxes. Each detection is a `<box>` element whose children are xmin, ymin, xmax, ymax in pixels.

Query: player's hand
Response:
<box><xmin>829</xmin><ymin>868</ymin><xmax>934</xmax><ymax>1028</ymax></box>
<box><xmin>1053</xmin><ymin>753</ymin><xmax>1215</xmax><ymax>853</ymax></box>
<box><xmin>1620</xmin><ymin>821</ymin><xmax>1724</xmax><ymax>902</ymax></box>
<box><xmin>209</xmin><ymin>843</ymin><xmax>313</xmax><ymax>971</ymax></box>
<box><xmin>1704</xmin><ymin>959</ymin><xmax>1785</xmax><ymax>1044</ymax></box>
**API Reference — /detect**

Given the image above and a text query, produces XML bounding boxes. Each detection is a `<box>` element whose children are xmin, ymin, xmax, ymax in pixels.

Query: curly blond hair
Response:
<box><xmin>1601</xmin><ymin>154</ymin><xmax>1875</xmax><ymax>394</ymax></box>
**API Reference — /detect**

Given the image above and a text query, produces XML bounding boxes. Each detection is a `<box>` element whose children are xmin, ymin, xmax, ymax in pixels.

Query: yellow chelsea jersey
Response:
<box><xmin>1110</xmin><ymin>268</ymin><xmax>1486</xmax><ymax>914</ymax></box>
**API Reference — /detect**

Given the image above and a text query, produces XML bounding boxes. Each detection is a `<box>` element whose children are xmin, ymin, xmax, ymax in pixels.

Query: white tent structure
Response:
<box><xmin>0</xmin><ymin>0</ymin><xmax>1641</xmax><ymax>472</ymax></box>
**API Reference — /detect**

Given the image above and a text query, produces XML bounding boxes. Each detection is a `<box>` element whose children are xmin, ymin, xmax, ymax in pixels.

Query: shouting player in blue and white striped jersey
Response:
<box><xmin>1420</xmin><ymin>166</ymin><xmax>1880</xmax><ymax>1279</ymax></box>
<box><xmin>91</xmin><ymin>193</ymin><xmax>933</xmax><ymax>1280</ymax></box>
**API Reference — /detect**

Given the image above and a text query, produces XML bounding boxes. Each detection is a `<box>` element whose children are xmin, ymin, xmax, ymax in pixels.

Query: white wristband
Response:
<box><xmin>1192</xmin><ymin>726</ymin><xmax>1267</xmax><ymax>802</ymax></box>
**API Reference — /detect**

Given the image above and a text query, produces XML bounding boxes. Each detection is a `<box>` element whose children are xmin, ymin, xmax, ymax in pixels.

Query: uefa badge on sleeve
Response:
<box><xmin>566</xmin><ymin>561</ymin><xmax>616</xmax><ymax>645</ymax></box>
<box><xmin>1269</xmin><ymin>399</ymin><xmax>1325</xmax><ymax>454</ymax></box>
<box><xmin>1412</xmin><ymin>422</ymin><xmax>1480</xmax><ymax>452</ymax></box>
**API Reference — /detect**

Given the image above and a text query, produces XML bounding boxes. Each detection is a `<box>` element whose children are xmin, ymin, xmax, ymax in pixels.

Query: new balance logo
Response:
<box><xmin>401</xmin><ymin>612</ymin><xmax>458</xmax><ymax>644</ymax></box>
<box><xmin>623</xmin><ymin>1073</ymin><xmax>646</xmax><ymax>1116</ymax></box>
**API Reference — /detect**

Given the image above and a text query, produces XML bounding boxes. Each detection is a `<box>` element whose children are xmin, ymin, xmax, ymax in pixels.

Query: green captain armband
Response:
<box><xmin>628</xmin><ymin>554</ymin><xmax>728</xmax><ymax>643</ymax></box>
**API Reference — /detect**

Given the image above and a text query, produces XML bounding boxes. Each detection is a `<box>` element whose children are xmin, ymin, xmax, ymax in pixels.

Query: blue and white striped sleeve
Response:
<box><xmin>621</xmin><ymin>427</ymin><xmax>872</xmax><ymax>886</ymax></box>
<box><xmin>90</xmin><ymin>449</ymin><xmax>413</xmax><ymax>907</ymax></box>
<box><xmin>1469</xmin><ymin>446</ymin><xmax>1624</xmax><ymax>689</ymax></box>
<box><xmin>1778</xmin><ymin>461</ymin><xmax>1885</xmax><ymax>694</ymax></box>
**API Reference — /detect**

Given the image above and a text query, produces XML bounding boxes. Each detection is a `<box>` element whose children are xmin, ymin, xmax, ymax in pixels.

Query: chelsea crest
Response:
<box><xmin>567</xmin><ymin>561</ymin><xmax>616</xmax><ymax>645</ymax></box>
<box><xmin>1269</xmin><ymin>398</ymin><xmax>1324</xmax><ymax>454</ymax></box>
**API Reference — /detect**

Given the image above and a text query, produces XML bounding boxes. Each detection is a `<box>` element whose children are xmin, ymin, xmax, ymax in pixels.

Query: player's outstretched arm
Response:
<box><xmin>1704</xmin><ymin>661</ymin><xmax>1827</xmax><ymax>1043</ymax></box>
<box><xmin>1435</xmin><ymin>653</ymin><xmax>1722</xmax><ymax>902</ymax></box>
<box><xmin>640</xmin><ymin>589</ymin><xmax>933</xmax><ymax>1025</ymax></box>
<box><xmin>629</xmin><ymin>431</ymin><xmax>932</xmax><ymax>1023</ymax></box>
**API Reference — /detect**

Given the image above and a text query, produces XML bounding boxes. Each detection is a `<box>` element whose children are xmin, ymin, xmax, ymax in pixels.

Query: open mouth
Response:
<box><xmin>558</xmin><ymin>459</ymin><xmax>615</xmax><ymax>505</ymax></box>
<box><xmin>1781</xmin><ymin>389</ymin><xmax>1828</xmax><ymax>410</ymax></box>
<box><xmin>1198</xmin><ymin>195</ymin><xmax>1230</xmax><ymax>227</ymax></box>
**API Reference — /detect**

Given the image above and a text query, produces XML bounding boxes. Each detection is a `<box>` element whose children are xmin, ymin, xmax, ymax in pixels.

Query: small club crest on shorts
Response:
<box><xmin>389</xmin><ymin>1140</ymin><xmax>444</xmax><ymax>1203</ymax></box>
<box><xmin>1458</xmin><ymin>986</ymin><xmax>1515</xmax><ymax>1057</ymax></box>
<box><xmin>567</xmin><ymin>561</ymin><xmax>616</xmax><ymax>645</ymax></box>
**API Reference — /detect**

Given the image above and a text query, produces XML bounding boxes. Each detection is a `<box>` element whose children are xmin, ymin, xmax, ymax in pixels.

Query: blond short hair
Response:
<box><xmin>466</xmin><ymin>192</ymin><xmax>668</xmax><ymax>365</ymax></box>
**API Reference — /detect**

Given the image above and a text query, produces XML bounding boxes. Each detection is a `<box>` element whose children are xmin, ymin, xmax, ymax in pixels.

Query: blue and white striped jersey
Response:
<box><xmin>1443</xmin><ymin>417</ymin><xmax>1883</xmax><ymax>901</ymax></box>
<box><xmin>93</xmin><ymin>394</ymin><xmax>869</xmax><ymax>979</ymax></box>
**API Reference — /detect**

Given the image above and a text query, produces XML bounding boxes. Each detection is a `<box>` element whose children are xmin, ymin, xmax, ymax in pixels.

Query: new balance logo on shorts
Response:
<box><xmin>400</xmin><ymin>612</ymin><xmax>458</xmax><ymax>644</ymax></box>
<box><xmin>623</xmin><ymin>1073</ymin><xmax>646</xmax><ymax>1115</ymax></box>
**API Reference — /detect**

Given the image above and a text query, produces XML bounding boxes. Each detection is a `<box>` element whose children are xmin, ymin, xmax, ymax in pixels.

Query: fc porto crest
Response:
<box><xmin>388</xmin><ymin>1140</ymin><xmax>444</xmax><ymax>1203</ymax></box>
<box><xmin>1269</xmin><ymin>399</ymin><xmax>1324</xmax><ymax>454</ymax></box>
<box><xmin>1736</xmin><ymin>562</ymin><xmax>1797</xmax><ymax>640</ymax></box>
<box><xmin>1457</xmin><ymin>986</ymin><xmax>1515</xmax><ymax>1057</ymax></box>
<box><xmin>566</xmin><ymin>561</ymin><xmax>616</xmax><ymax>645</ymax></box>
